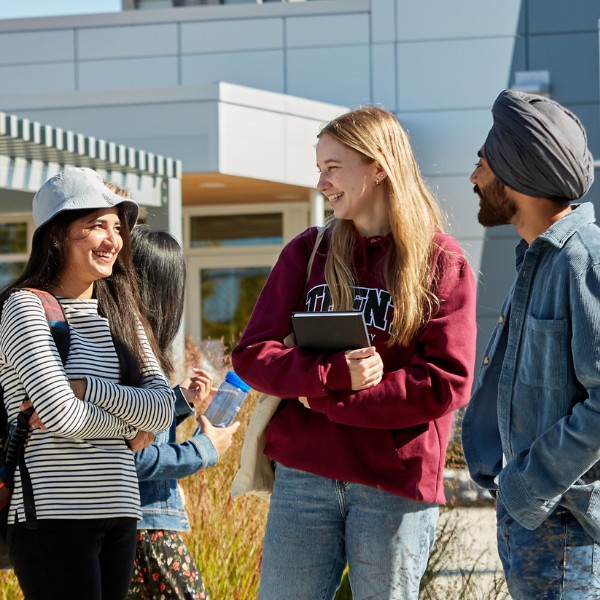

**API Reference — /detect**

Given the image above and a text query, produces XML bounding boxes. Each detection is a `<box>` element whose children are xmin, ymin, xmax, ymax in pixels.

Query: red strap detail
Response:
<box><xmin>21</xmin><ymin>288</ymin><xmax>65</xmax><ymax>324</ymax></box>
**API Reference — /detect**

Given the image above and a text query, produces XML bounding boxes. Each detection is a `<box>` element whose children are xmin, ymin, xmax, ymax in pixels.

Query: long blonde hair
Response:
<box><xmin>319</xmin><ymin>106</ymin><xmax>445</xmax><ymax>347</ymax></box>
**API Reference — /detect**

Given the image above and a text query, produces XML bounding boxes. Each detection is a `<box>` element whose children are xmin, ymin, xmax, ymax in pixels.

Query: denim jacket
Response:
<box><xmin>135</xmin><ymin>386</ymin><xmax>219</xmax><ymax>531</ymax></box>
<box><xmin>462</xmin><ymin>203</ymin><xmax>600</xmax><ymax>540</ymax></box>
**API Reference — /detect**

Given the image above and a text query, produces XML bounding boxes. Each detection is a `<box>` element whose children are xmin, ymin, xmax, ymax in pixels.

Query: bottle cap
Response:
<box><xmin>224</xmin><ymin>370</ymin><xmax>251</xmax><ymax>393</ymax></box>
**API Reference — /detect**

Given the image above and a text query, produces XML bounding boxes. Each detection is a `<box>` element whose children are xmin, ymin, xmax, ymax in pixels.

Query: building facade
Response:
<box><xmin>0</xmin><ymin>0</ymin><xmax>598</xmax><ymax>359</ymax></box>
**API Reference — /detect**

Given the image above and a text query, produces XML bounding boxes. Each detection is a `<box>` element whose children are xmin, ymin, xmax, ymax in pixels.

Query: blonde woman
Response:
<box><xmin>232</xmin><ymin>106</ymin><xmax>477</xmax><ymax>599</ymax></box>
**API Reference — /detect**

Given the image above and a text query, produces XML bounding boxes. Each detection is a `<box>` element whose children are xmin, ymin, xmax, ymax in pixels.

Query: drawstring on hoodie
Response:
<box><xmin>351</xmin><ymin>233</ymin><xmax>391</xmax><ymax>276</ymax></box>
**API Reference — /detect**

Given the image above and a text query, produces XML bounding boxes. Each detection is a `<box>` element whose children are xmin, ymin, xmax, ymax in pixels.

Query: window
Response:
<box><xmin>184</xmin><ymin>202</ymin><xmax>308</xmax><ymax>349</ymax></box>
<box><xmin>0</xmin><ymin>219</ymin><xmax>30</xmax><ymax>289</ymax></box>
<box><xmin>190</xmin><ymin>213</ymin><xmax>283</xmax><ymax>248</ymax></box>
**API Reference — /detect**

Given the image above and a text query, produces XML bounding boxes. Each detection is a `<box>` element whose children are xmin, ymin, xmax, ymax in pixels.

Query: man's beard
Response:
<box><xmin>476</xmin><ymin>178</ymin><xmax>517</xmax><ymax>227</ymax></box>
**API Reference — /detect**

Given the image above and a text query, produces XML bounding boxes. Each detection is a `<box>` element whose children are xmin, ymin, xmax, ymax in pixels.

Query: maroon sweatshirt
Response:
<box><xmin>232</xmin><ymin>226</ymin><xmax>476</xmax><ymax>504</ymax></box>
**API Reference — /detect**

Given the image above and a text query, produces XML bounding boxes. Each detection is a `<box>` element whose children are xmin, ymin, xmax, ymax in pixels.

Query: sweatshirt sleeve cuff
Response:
<box><xmin>322</xmin><ymin>352</ymin><xmax>352</xmax><ymax>390</ymax></box>
<box><xmin>308</xmin><ymin>395</ymin><xmax>330</xmax><ymax>414</ymax></box>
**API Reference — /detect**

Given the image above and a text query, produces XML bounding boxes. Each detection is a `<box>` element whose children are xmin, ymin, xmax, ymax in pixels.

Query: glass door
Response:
<box><xmin>185</xmin><ymin>251</ymin><xmax>277</xmax><ymax>365</ymax></box>
<box><xmin>183</xmin><ymin>201</ymin><xmax>308</xmax><ymax>367</ymax></box>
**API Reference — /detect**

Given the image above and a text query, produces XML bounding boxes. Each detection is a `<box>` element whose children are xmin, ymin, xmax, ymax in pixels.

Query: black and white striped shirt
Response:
<box><xmin>0</xmin><ymin>290</ymin><xmax>173</xmax><ymax>522</ymax></box>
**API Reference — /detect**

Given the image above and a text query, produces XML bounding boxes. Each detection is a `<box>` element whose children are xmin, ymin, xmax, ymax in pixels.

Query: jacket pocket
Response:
<box><xmin>519</xmin><ymin>317</ymin><xmax>568</xmax><ymax>390</ymax></box>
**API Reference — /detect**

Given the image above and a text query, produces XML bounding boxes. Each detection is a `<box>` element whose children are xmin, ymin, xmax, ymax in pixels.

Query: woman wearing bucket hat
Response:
<box><xmin>0</xmin><ymin>167</ymin><xmax>173</xmax><ymax>600</ymax></box>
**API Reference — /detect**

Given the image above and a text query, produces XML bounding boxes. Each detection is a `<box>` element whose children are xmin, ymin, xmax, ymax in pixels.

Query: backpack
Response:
<box><xmin>0</xmin><ymin>289</ymin><xmax>70</xmax><ymax>570</ymax></box>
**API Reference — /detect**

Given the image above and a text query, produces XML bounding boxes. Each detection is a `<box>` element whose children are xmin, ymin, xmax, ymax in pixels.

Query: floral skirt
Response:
<box><xmin>128</xmin><ymin>529</ymin><xmax>209</xmax><ymax>600</ymax></box>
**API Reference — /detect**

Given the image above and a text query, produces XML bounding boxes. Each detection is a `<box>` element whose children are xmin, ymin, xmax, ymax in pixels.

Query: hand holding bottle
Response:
<box><xmin>196</xmin><ymin>415</ymin><xmax>240</xmax><ymax>459</ymax></box>
<box><xmin>203</xmin><ymin>370</ymin><xmax>250</xmax><ymax>427</ymax></box>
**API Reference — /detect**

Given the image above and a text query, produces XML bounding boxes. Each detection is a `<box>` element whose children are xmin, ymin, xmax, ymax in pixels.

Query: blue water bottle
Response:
<box><xmin>203</xmin><ymin>370</ymin><xmax>251</xmax><ymax>428</ymax></box>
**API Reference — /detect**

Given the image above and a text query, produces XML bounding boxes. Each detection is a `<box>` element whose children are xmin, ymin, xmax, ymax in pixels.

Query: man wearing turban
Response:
<box><xmin>462</xmin><ymin>89</ymin><xmax>600</xmax><ymax>597</ymax></box>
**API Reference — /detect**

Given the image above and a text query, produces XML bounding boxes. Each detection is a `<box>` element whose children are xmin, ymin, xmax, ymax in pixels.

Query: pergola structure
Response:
<box><xmin>0</xmin><ymin>111</ymin><xmax>182</xmax><ymax>238</ymax></box>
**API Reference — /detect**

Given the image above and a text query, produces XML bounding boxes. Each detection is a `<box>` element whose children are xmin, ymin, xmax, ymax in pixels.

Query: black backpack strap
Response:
<box><xmin>8</xmin><ymin>289</ymin><xmax>70</xmax><ymax>529</ymax></box>
<box><xmin>17</xmin><ymin>410</ymin><xmax>36</xmax><ymax>530</ymax></box>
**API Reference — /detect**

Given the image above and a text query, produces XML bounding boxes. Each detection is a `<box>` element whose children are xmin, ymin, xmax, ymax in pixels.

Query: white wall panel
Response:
<box><xmin>218</xmin><ymin>103</ymin><xmax>286</xmax><ymax>182</ymax></box>
<box><xmin>285</xmin><ymin>13</ymin><xmax>369</xmax><ymax>48</ymax></box>
<box><xmin>396</xmin><ymin>37</ymin><xmax>515</xmax><ymax>111</ymax></box>
<box><xmin>0</xmin><ymin>30</ymin><xmax>74</xmax><ymax>65</ymax></box>
<box><xmin>286</xmin><ymin>45</ymin><xmax>371</xmax><ymax>107</ymax></box>
<box><xmin>78</xmin><ymin>57</ymin><xmax>179</xmax><ymax>90</ymax></box>
<box><xmin>181</xmin><ymin>18</ymin><xmax>283</xmax><ymax>53</ymax></box>
<box><xmin>284</xmin><ymin>114</ymin><xmax>326</xmax><ymax>187</ymax></box>
<box><xmin>182</xmin><ymin>51</ymin><xmax>284</xmax><ymax>93</ymax></box>
<box><xmin>396</xmin><ymin>0</ymin><xmax>523</xmax><ymax>41</ymax></box>
<box><xmin>77</xmin><ymin>23</ymin><xmax>178</xmax><ymax>60</ymax></box>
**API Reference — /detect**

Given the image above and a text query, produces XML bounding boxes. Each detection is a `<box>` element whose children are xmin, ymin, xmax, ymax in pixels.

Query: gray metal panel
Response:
<box><xmin>563</xmin><ymin>102</ymin><xmax>600</xmax><ymax>160</ymax></box>
<box><xmin>285</xmin><ymin>13</ymin><xmax>369</xmax><ymax>48</ymax></box>
<box><xmin>0</xmin><ymin>63</ymin><xmax>76</xmax><ymax>95</ymax></box>
<box><xmin>78</xmin><ymin>57</ymin><xmax>179</xmax><ymax>90</ymax></box>
<box><xmin>399</xmin><ymin>108</ymin><xmax>494</xmax><ymax>178</ymax></box>
<box><xmin>286</xmin><ymin>45</ymin><xmax>371</xmax><ymax>107</ymax></box>
<box><xmin>528</xmin><ymin>0</ymin><xmax>600</xmax><ymax>34</ymax></box>
<box><xmin>457</xmin><ymin>237</ymin><xmax>485</xmax><ymax>280</ymax></box>
<box><xmin>10</xmin><ymin>100</ymin><xmax>219</xmax><ymax>139</ymax></box>
<box><xmin>77</xmin><ymin>23</ymin><xmax>179</xmax><ymax>60</ymax></box>
<box><xmin>371</xmin><ymin>43</ymin><xmax>396</xmax><ymax>112</ymax></box>
<box><xmin>180</xmin><ymin>18</ymin><xmax>284</xmax><ymax>53</ymax></box>
<box><xmin>396</xmin><ymin>38</ymin><xmax>517</xmax><ymax>111</ymax></box>
<box><xmin>427</xmin><ymin>174</ymin><xmax>482</xmax><ymax>241</ymax></box>
<box><xmin>477</xmin><ymin>233</ymin><xmax>519</xmax><ymax>316</ymax></box>
<box><xmin>9</xmin><ymin>108</ymin><xmax>217</xmax><ymax>172</ymax></box>
<box><xmin>395</xmin><ymin>0</ymin><xmax>524</xmax><ymax>41</ymax></box>
<box><xmin>182</xmin><ymin>51</ymin><xmax>285</xmax><ymax>93</ymax></box>
<box><xmin>371</xmin><ymin>0</ymin><xmax>395</xmax><ymax>43</ymax></box>
<box><xmin>528</xmin><ymin>33</ymin><xmax>599</xmax><ymax>104</ymax></box>
<box><xmin>0</xmin><ymin>30</ymin><xmax>74</xmax><ymax>65</ymax></box>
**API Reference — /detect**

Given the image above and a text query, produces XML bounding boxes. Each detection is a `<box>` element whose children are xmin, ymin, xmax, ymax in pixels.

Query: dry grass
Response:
<box><xmin>178</xmin><ymin>391</ymin><xmax>268</xmax><ymax>599</ymax></box>
<box><xmin>0</xmin><ymin>391</ymin><xmax>505</xmax><ymax>599</ymax></box>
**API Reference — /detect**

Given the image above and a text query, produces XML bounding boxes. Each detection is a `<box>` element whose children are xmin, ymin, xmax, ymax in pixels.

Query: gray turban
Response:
<box><xmin>484</xmin><ymin>89</ymin><xmax>594</xmax><ymax>201</ymax></box>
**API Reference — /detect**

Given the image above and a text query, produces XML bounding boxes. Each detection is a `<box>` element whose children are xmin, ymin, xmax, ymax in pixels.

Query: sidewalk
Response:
<box><xmin>429</xmin><ymin>506</ymin><xmax>509</xmax><ymax>599</ymax></box>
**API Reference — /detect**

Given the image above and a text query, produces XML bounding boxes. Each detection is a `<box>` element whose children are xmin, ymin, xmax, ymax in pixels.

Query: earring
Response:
<box><xmin>376</xmin><ymin>178</ymin><xmax>381</xmax><ymax>186</ymax></box>
<box><xmin>52</xmin><ymin>239</ymin><xmax>60</xmax><ymax>249</ymax></box>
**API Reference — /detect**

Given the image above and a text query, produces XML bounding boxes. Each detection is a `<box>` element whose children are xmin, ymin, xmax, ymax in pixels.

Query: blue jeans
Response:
<box><xmin>259</xmin><ymin>464</ymin><xmax>438</xmax><ymax>600</ymax></box>
<box><xmin>497</xmin><ymin>499</ymin><xmax>600</xmax><ymax>599</ymax></box>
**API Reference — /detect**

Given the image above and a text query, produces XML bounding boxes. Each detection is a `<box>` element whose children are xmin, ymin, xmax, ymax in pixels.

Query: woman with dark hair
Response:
<box><xmin>232</xmin><ymin>106</ymin><xmax>477</xmax><ymax>599</ymax></box>
<box><xmin>0</xmin><ymin>167</ymin><xmax>173</xmax><ymax>600</ymax></box>
<box><xmin>127</xmin><ymin>224</ymin><xmax>239</xmax><ymax>600</ymax></box>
